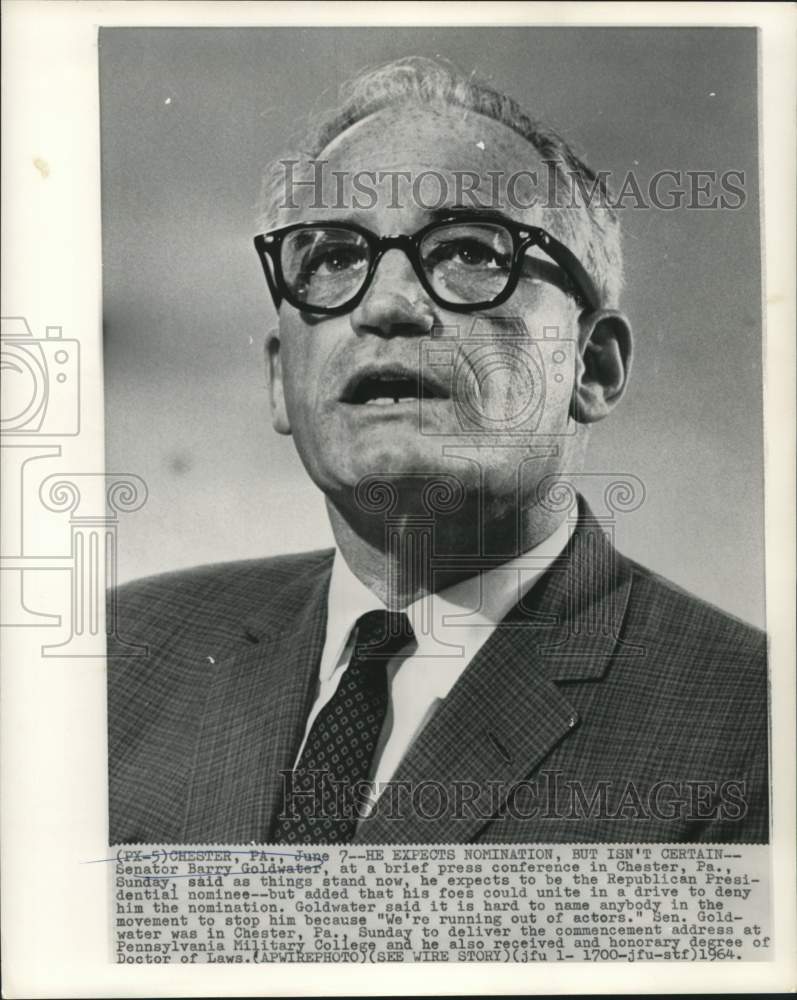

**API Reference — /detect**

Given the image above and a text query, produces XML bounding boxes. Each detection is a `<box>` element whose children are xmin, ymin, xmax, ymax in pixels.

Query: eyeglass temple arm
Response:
<box><xmin>254</xmin><ymin>236</ymin><xmax>283</xmax><ymax>309</ymax></box>
<box><xmin>530</xmin><ymin>234</ymin><xmax>601</xmax><ymax>312</ymax></box>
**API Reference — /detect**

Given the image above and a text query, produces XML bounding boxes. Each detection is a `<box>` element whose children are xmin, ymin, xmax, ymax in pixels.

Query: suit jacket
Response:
<box><xmin>107</xmin><ymin>502</ymin><xmax>769</xmax><ymax>844</ymax></box>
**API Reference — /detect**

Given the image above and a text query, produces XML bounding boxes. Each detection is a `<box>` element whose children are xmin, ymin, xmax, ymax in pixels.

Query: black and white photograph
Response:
<box><xmin>102</xmin><ymin>26</ymin><xmax>769</xmax><ymax>845</ymax></box>
<box><xmin>2</xmin><ymin>2</ymin><xmax>794</xmax><ymax>995</ymax></box>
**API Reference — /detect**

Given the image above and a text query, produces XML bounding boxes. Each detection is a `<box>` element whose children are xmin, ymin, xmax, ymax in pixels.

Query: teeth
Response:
<box><xmin>363</xmin><ymin>396</ymin><xmax>415</xmax><ymax>406</ymax></box>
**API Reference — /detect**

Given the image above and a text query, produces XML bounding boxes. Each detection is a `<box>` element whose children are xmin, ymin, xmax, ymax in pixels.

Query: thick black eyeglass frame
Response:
<box><xmin>253</xmin><ymin>212</ymin><xmax>601</xmax><ymax>316</ymax></box>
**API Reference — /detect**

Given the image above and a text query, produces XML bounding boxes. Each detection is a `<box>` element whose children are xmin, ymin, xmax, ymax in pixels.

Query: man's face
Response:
<box><xmin>268</xmin><ymin>104</ymin><xmax>589</xmax><ymax>517</ymax></box>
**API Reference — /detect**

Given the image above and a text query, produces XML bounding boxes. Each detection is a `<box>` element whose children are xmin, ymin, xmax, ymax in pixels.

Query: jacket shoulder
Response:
<box><xmin>109</xmin><ymin>549</ymin><xmax>334</xmax><ymax>645</ymax></box>
<box><xmin>117</xmin><ymin>548</ymin><xmax>334</xmax><ymax>593</ymax></box>
<box><xmin>622</xmin><ymin>554</ymin><xmax>765</xmax><ymax>655</ymax></box>
<box><xmin>615</xmin><ymin>551</ymin><xmax>768</xmax><ymax>736</ymax></box>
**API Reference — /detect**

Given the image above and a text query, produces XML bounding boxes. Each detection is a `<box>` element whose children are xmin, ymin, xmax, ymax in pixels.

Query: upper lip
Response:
<box><xmin>340</xmin><ymin>362</ymin><xmax>450</xmax><ymax>403</ymax></box>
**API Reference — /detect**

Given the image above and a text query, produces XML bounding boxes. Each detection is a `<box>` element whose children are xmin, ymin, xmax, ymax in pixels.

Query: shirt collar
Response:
<box><xmin>321</xmin><ymin>552</ymin><xmax>384</xmax><ymax>682</ymax></box>
<box><xmin>322</xmin><ymin>517</ymin><xmax>574</xmax><ymax>689</ymax></box>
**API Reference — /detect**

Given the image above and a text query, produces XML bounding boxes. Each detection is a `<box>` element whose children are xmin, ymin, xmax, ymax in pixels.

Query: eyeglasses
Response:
<box><xmin>254</xmin><ymin>213</ymin><xmax>600</xmax><ymax>316</ymax></box>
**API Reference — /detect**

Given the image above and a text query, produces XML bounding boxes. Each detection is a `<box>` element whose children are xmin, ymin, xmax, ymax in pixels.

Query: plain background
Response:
<box><xmin>100</xmin><ymin>26</ymin><xmax>765</xmax><ymax>626</ymax></box>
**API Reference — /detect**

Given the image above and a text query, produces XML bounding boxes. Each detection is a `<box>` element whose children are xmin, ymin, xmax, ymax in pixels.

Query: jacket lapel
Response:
<box><xmin>183</xmin><ymin>556</ymin><xmax>333</xmax><ymax>842</ymax></box>
<box><xmin>356</xmin><ymin>508</ymin><xmax>637</xmax><ymax>843</ymax></box>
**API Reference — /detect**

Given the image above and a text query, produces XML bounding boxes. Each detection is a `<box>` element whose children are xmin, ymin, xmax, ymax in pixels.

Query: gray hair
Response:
<box><xmin>258</xmin><ymin>56</ymin><xmax>623</xmax><ymax>307</ymax></box>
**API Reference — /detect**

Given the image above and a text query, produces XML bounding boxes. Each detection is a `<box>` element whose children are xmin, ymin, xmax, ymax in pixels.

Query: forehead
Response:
<box><xmin>287</xmin><ymin>103</ymin><xmax>553</xmax><ymax>227</ymax></box>
<box><xmin>325</xmin><ymin>103</ymin><xmax>544</xmax><ymax>174</ymax></box>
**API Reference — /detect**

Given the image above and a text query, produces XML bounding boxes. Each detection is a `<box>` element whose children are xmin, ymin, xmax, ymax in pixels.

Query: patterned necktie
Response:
<box><xmin>272</xmin><ymin>609</ymin><xmax>415</xmax><ymax>844</ymax></box>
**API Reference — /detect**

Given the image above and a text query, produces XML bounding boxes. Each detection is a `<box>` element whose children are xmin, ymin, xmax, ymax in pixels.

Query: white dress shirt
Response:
<box><xmin>293</xmin><ymin>517</ymin><xmax>574</xmax><ymax>814</ymax></box>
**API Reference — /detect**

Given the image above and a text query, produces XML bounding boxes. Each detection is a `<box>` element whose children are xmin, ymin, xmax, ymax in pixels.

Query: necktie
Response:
<box><xmin>272</xmin><ymin>609</ymin><xmax>415</xmax><ymax>844</ymax></box>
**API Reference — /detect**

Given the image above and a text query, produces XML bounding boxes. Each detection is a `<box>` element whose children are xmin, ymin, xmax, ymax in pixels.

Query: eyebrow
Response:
<box><xmin>427</xmin><ymin>205</ymin><xmax>518</xmax><ymax>226</ymax></box>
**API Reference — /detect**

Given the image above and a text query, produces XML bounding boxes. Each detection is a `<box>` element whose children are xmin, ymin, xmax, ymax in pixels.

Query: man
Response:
<box><xmin>108</xmin><ymin>57</ymin><xmax>768</xmax><ymax>845</ymax></box>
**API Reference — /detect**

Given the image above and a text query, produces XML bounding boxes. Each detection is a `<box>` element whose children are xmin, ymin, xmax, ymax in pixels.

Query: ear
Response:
<box><xmin>571</xmin><ymin>309</ymin><xmax>633</xmax><ymax>424</ymax></box>
<box><xmin>265</xmin><ymin>328</ymin><xmax>292</xmax><ymax>435</ymax></box>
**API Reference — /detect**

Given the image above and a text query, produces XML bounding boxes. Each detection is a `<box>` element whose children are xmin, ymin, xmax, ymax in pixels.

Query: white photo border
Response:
<box><xmin>1</xmin><ymin>2</ymin><xmax>794</xmax><ymax>996</ymax></box>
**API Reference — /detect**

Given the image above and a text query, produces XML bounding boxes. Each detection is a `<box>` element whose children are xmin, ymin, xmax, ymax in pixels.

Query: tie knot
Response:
<box><xmin>353</xmin><ymin>609</ymin><xmax>414</xmax><ymax>659</ymax></box>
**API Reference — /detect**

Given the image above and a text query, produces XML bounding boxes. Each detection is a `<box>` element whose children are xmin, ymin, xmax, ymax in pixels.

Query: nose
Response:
<box><xmin>350</xmin><ymin>247</ymin><xmax>437</xmax><ymax>338</ymax></box>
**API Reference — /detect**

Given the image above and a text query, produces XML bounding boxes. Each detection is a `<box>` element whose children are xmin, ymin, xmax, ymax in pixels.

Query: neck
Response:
<box><xmin>326</xmin><ymin>495</ymin><xmax>569</xmax><ymax>609</ymax></box>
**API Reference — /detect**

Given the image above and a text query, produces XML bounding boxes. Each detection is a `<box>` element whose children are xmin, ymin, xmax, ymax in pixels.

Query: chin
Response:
<box><xmin>315</xmin><ymin>439</ymin><xmax>471</xmax><ymax>506</ymax></box>
<box><xmin>351</xmin><ymin>445</ymin><xmax>456</xmax><ymax>482</ymax></box>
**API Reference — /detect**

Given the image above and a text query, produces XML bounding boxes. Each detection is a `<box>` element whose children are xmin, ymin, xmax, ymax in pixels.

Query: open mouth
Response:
<box><xmin>342</xmin><ymin>366</ymin><xmax>449</xmax><ymax>406</ymax></box>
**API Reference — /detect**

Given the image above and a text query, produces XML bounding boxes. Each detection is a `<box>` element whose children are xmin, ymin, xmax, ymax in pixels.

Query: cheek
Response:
<box><xmin>458</xmin><ymin>336</ymin><xmax>575</xmax><ymax>431</ymax></box>
<box><xmin>470</xmin><ymin>352</ymin><xmax>541</xmax><ymax>422</ymax></box>
<box><xmin>496</xmin><ymin>297</ymin><xmax>579</xmax><ymax>427</ymax></box>
<box><xmin>278</xmin><ymin>319</ymin><xmax>337</xmax><ymax>417</ymax></box>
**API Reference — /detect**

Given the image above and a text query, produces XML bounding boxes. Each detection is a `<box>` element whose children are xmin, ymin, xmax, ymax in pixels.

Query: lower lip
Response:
<box><xmin>342</xmin><ymin>398</ymin><xmax>449</xmax><ymax>413</ymax></box>
<box><xmin>342</xmin><ymin>400</ymin><xmax>421</xmax><ymax>416</ymax></box>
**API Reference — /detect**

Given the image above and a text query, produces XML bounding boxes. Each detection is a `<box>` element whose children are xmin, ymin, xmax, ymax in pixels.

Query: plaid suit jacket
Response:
<box><xmin>107</xmin><ymin>501</ymin><xmax>769</xmax><ymax>844</ymax></box>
